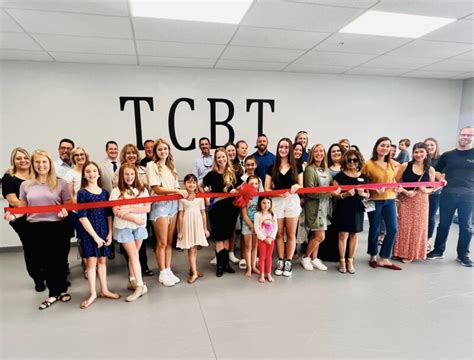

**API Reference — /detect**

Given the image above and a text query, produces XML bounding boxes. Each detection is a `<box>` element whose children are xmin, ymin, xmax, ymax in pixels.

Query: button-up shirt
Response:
<box><xmin>192</xmin><ymin>154</ymin><xmax>213</xmax><ymax>183</ymax></box>
<box><xmin>54</xmin><ymin>158</ymin><xmax>72</xmax><ymax>179</ymax></box>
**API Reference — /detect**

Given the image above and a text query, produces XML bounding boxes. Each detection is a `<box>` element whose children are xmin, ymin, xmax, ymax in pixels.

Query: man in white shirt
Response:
<box><xmin>54</xmin><ymin>138</ymin><xmax>75</xmax><ymax>179</ymax></box>
<box><xmin>192</xmin><ymin>137</ymin><xmax>213</xmax><ymax>183</ymax></box>
<box><xmin>100</xmin><ymin>140</ymin><xmax>119</xmax><ymax>194</ymax></box>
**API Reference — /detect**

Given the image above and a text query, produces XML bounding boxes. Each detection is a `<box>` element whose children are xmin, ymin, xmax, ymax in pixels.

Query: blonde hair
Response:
<box><xmin>29</xmin><ymin>149</ymin><xmax>58</xmax><ymax>190</ymax></box>
<box><xmin>153</xmin><ymin>138</ymin><xmax>178</xmax><ymax>180</ymax></box>
<box><xmin>6</xmin><ymin>147</ymin><xmax>31</xmax><ymax>176</ymax></box>
<box><xmin>119</xmin><ymin>144</ymin><xmax>142</xmax><ymax>165</ymax></box>
<box><xmin>70</xmin><ymin>147</ymin><xmax>90</xmax><ymax>166</ymax></box>
<box><xmin>212</xmin><ymin>148</ymin><xmax>236</xmax><ymax>192</ymax></box>
<box><xmin>307</xmin><ymin>144</ymin><xmax>328</xmax><ymax>170</ymax></box>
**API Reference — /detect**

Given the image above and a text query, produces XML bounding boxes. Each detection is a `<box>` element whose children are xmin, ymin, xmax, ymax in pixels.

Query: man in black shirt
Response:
<box><xmin>428</xmin><ymin>126</ymin><xmax>474</xmax><ymax>266</ymax></box>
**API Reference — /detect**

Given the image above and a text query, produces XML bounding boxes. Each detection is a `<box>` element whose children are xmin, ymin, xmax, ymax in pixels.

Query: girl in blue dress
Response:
<box><xmin>77</xmin><ymin>161</ymin><xmax>120</xmax><ymax>309</ymax></box>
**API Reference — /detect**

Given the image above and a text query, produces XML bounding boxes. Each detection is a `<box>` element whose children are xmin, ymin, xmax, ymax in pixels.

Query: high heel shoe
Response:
<box><xmin>347</xmin><ymin>258</ymin><xmax>355</xmax><ymax>274</ymax></box>
<box><xmin>338</xmin><ymin>258</ymin><xmax>347</xmax><ymax>273</ymax></box>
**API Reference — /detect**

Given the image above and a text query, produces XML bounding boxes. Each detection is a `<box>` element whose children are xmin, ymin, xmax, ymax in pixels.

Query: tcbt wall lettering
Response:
<box><xmin>120</xmin><ymin>97</ymin><xmax>275</xmax><ymax>150</ymax></box>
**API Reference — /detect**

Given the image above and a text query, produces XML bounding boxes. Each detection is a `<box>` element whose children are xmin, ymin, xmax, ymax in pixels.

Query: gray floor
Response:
<box><xmin>0</xmin><ymin>225</ymin><xmax>472</xmax><ymax>360</ymax></box>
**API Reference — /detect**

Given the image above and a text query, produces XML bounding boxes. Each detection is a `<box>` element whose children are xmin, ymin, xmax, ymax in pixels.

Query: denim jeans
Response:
<box><xmin>433</xmin><ymin>192</ymin><xmax>473</xmax><ymax>258</ymax></box>
<box><xmin>428</xmin><ymin>192</ymin><xmax>441</xmax><ymax>239</ymax></box>
<box><xmin>367</xmin><ymin>199</ymin><xmax>398</xmax><ymax>258</ymax></box>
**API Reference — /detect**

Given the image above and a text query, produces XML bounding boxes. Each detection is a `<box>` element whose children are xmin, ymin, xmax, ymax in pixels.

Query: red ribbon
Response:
<box><xmin>4</xmin><ymin>181</ymin><xmax>444</xmax><ymax>215</ymax></box>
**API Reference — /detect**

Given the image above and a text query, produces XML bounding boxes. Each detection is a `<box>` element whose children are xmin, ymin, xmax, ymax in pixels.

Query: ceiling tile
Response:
<box><xmin>221</xmin><ymin>45</ymin><xmax>304</xmax><ymax>62</ymax></box>
<box><xmin>136</xmin><ymin>40</ymin><xmax>224</xmax><ymax>58</ymax></box>
<box><xmin>133</xmin><ymin>17</ymin><xmax>236</xmax><ymax>44</ymax></box>
<box><xmin>373</xmin><ymin>0</ymin><xmax>474</xmax><ymax>19</ymax></box>
<box><xmin>451</xmin><ymin>49</ymin><xmax>474</xmax><ymax>60</ymax></box>
<box><xmin>285</xmin><ymin>63</ymin><xmax>351</xmax><ymax>73</ymax></box>
<box><xmin>0</xmin><ymin>48</ymin><xmax>52</xmax><ymax>61</ymax></box>
<box><xmin>450</xmin><ymin>72</ymin><xmax>473</xmax><ymax>79</ymax></box>
<box><xmin>402</xmin><ymin>69</ymin><xmax>465</xmax><ymax>79</ymax></box>
<box><xmin>387</xmin><ymin>40</ymin><xmax>474</xmax><ymax>58</ymax></box>
<box><xmin>0</xmin><ymin>0</ymin><xmax>129</xmax><ymax>16</ymax></box>
<box><xmin>296</xmin><ymin>50</ymin><xmax>376</xmax><ymax>66</ymax></box>
<box><xmin>242</xmin><ymin>0</ymin><xmax>363</xmax><ymax>32</ymax></box>
<box><xmin>0</xmin><ymin>32</ymin><xmax>41</xmax><ymax>50</ymax></box>
<box><xmin>6</xmin><ymin>8</ymin><xmax>132</xmax><ymax>38</ymax></box>
<box><xmin>140</xmin><ymin>56</ymin><xmax>215</xmax><ymax>68</ymax></box>
<box><xmin>345</xmin><ymin>67</ymin><xmax>409</xmax><ymax>76</ymax></box>
<box><xmin>0</xmin><ymin>9</ymin><xmax>22</xmax><ymax>32</ymax></box>
<box><xmin>50</xmin><ymin>52</ymin><xmax>137</xmax><ymax>65</ymax></box>
<box><xmin>231</xmin><ymin>26</ymin><xmax>329</xmax><ymax>50</ymax></box>
<box><xmin>287</xmin><ymin>0</ymin><xmax>378</xmax><ymax>9</ymax></box>
<box><xmin>32</xmin><ymin>34</ymin><xmax>135</xmax><ymax>55</ymax></box>
<box><xmin>422</xmin><ymin>20</ymin><xmax>473</xmax><ymax>44</ymax></box>
<box><xmin>420</xmin><ymin>59</ymin><xmax>474</xmax><ymax>73</ymax></box>
<box><xmin>314</xmin><ymin>33</ymin><xmax>412</xmax><ymax>54</ymax></box>
<box><xmin>361</xmin><ymin>55</ymin><xmax>438</xmax><ymax>69</ymax></box>
<box><xmin>215</xmin><ymin>59</ymin><xmax>286</xmax><ymax>71</ymax></box>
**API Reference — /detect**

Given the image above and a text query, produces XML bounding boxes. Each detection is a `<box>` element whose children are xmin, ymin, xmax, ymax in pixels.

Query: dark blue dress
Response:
<box><xmin>77</xmin><ymin>188</ymin><xmax>112</xmax><ymax>258</ymax></box>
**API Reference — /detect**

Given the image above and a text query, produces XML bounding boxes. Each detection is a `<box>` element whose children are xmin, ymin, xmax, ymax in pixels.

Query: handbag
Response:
<box><xmin>361</xmin><ymin>198</ymin><xmax>376</xmax><ymax>212</ymax></box>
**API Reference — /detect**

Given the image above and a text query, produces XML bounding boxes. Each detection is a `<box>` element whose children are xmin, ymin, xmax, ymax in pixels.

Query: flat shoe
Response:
<box><xmin>80</xmin><ymin>297</ymin><xmax>97</xmax><ymax>309</ymax></box>
<box><xmin>369</xmin><ymin>260</ymin><xmax>378</xmax><ymax>268</ymax></box>
<box><xmin>144</xmin><ymin>269</ymin><xmax>154</xmax><ymax>276</ymax></box>
<box><xmin>58</xmin><ymin>293</ymin><xmax>72</xmax><ymax>303</ymax></box>
<box><xmin>38</xmin><ymin>296</ymin><xmax>59</xmax><ymax>310</ymax></box>
<box><xmin>379</xmin><ymin>263</ymin><xmax>402</xmax><ymax>270</ymax></box>
<box><xmin>98</xmin><ymin>293</ymin><xmax>121</xmax><ymax>300</ymax></box>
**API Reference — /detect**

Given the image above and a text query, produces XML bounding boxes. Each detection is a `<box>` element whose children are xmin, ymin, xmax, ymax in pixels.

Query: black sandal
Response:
<box><xmin>58</xmin><ymin>293</ymin><xmax>72</xmax><ymax>303</ymax></box>
<box><xmin>38</xmin><ymin>296</ymin><xmax>59</xmax><ymax>310</ymax></box>
<box><xmin>144</xmin><ymin>269</ymin><xmax>154</xmax><ymax>276</ymax></box>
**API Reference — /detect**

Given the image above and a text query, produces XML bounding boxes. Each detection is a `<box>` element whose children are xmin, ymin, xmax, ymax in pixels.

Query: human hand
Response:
<box><xmin>265</xmin><ymin>237</ymin><xmax>273</xmax><ymax>245</ymax></box>
<box><xmin>178</xmin><ymin>189</ymin><xmax>189</xmax><ymax>199</ymax></box>
<box><xmin>204</xmin><ymin>229</ymin><xmax>210</xmax><ymax>238</ymax></box>
<box><xmin>135</xmin><ymin>218</ymin><xmax>146</xmax><ymax>226</ymax></box>
<box><xmin>105</xmin><ymin>233</ymin><xmax>113</xmax><ymax>246</ymax></box>
<box><xmin>94</xmin><ymin>236</ymin><xmax>105</xmax><ymax>248</ymax></box>
<box><xmin>290</xmin><ymin>184</ymin><xmax>300</xmax><ymax>194</ymax></box>
<box><xmin>332</xmin><ymin>187</ymin><xmax>342</xmax><ymax>196</ymax></box>
<box><xmin>58</xmin><ymin>208</ymin><xmax>68</xmax><ymax>218</ymax></box>
<box><xmin>356</xmin><ymin>188</ymin><xmax>366</xmax><ymax>197</ymax></box>
<box><xmin>177</xmin><ymin>232</ymin><xmax>183</xmax><ymax>240</ymax></box>
<box><xmin>376</xmin><ymin>187</ymin><xmax>385</xmax><ymax>194</ymax></box>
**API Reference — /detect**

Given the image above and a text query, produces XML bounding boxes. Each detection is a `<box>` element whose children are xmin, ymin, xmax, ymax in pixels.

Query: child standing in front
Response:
<box><xmin>254</xmin><ymin>196</ymin><xmax>278</xmax><ymax>283</ymax></box>
<box><xmin>177</xmin><ymin>174</ymin><xmax>210</xmax><ymax>284</ymax></box>
<box><xmin>77</xmin><ymin>161</ymin><xmax>120</xmax><ymax>309</ymax></box>
<box><xmin>110</xmin><ymin>164</ymin><xmax>150</xmax><ymax>302</ymax></box>
<box><xmin>241</xmin><ymin>175</ymin><xmax>260</xmax><ymax>277</ymax></box>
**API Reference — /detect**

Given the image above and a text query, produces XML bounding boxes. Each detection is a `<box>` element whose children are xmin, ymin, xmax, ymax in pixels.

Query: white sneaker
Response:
<box><xmin>301</xmin><ymin>256</ymin><xmax>314</xmax><ymax>271</ymax></box>
<box><xmin>229</xmin><ymin>252</ymin><xmax>240</xmax><ymax>264</ymax></box>
<box><xmin>159</xmin><ymin>271</ymin><xmax>175</xmax><ymax>287</ymax></box>
<box><xmin>168</xmin><ymin>269</ymin><xmax>180</xmax><ymax>284</ymax></box>
<box><xmin>210</xmin><ymin>256</ymin><xmax>217</xmax><ymax>266</ymax></box>
<box><xmin>311</xmin><ymin>258</ymin><xmax>328</xmax><ymax>271</ymax></box>
<box><xmin>238</xmin><ymin>259</ymin><xmax>247</xmax><ymax>269</ymax></box>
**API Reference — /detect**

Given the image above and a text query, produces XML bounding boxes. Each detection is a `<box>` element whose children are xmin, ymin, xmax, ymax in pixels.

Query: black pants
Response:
<box><xmin>10</xmin><ymin>217</ymin><xmax>44</xmax><ymax>285</ymax></box>
<box><xmin>26</xmin><ymin>220</ymin><xmax>70</xmax><ymax>297</ymax></box>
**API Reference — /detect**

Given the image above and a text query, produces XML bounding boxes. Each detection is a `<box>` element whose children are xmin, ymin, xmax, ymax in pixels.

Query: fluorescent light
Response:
<box><xmin>130</xmin><ymin>0</ymin><xmax>253</xmax><ymax>24</ymax></box>
<box><xmin>339</xmin><ymin>10</ymin><xmax>456</xmax><ymax>38</ymax></box>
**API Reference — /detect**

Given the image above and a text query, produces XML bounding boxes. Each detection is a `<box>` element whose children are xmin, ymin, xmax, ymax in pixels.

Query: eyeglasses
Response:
<box><xmin>347</xmin><ymin>158</ymin><xmax>359</xmax><ymax>163</ymax></box>
<box><xmin>74</xmin><ymin>154</ymin><xmax>86</xmax><ymax>158</ymax></box>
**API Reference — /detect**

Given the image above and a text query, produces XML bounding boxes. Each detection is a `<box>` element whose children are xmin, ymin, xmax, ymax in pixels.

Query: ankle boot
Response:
<box><xmin>216</xmin><ymin>251</ymin><xmax>224</xmax><ymax>277</ymax></box>
<box><xmin>223</xmin><ymin>249</ymin><xmax>235</xmax><ymax>273</ymax></box>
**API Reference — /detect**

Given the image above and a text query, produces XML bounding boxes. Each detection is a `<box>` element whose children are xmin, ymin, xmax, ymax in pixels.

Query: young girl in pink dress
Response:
<box><xmin>254</xmin><ymin>196</ymin><xmax>278</xmax><ymax>283</ymax></box>
<box><xmin>177</xmin><ymin>174</ymin><xmax>210</xmax><ymax>284</ymax></box>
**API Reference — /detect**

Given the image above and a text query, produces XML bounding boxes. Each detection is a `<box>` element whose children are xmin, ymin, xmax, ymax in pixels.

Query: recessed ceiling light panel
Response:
<box><xmin>131</xmin><ymin>0</ymin><xmax>253</xmax><ymax>24</ymax></box>
<box><xmin>339</xmin><ymin>10</ymin><xmax>456</xmax><ymax>38</ymax></box>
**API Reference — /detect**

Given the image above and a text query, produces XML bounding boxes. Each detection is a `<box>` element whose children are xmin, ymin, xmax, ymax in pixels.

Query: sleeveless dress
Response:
<box><xmin>176</xmin><ymin>198</ymin><xmax>209</xmax><ymax>249</ymax></box>
<box><xmin>393</xmin><ymin>162</ymin><xmax>430</xmax><ymax>260</ymax></box>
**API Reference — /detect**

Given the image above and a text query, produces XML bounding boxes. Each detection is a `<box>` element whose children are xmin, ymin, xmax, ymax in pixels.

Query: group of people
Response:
<box><xmin>2</xmin><ymin>126</ymin><xmax>473</xmax><ymax>310</ymax></box>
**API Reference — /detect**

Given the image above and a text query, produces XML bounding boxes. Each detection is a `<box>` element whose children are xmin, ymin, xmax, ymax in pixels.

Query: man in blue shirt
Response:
<box><xmin>252</xmin><ymin>134</ymin><xmax>275</xmax><ymax>184</ymax></box>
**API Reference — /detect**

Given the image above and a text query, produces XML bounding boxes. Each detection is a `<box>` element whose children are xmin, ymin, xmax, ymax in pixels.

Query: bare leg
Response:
<box><xmin>187</xmin><ymin>247</ymin><xmax>198</xmax><ymax>283</ymax></box>
<box><xmin>242</xmin><ymin>234</ymin><xmax>252</xmax><ymax>277</ymax></box>
<box><xmin>85</xmin><ymin>257</ymin><xmax>98</xmax><ymax>301</ymax></box>
<box><xmin>166</xmin><ymin>215</ymin><xmax>177</xmax><ymax>269</ymax></box>
<box><xmin>97</xmin><ymin>256</ymin><xmax>118</xmax><ymax>297</ymax></box>
<box><xmin>284</xmin><ymin>216</ymin><xmax>298</xmax><ymax>260</ymax></box>
<box><xmin>251</xmin><ymin>234</ymin><xmax>259</xmax><ymax>274</ymax></box>
<box><xmin>153</xmin><ymin>218</ymin><xmax>168</xmax><ymax>271</ymax></box>
<box><xmin>276</xmin><ymin>218</ymin><xmax>285</xmax><ymax>259</ymax></box>
<box><xmin>123</xmin><ymin>241</ymin><xmax>143</xmax><ymax>286</ymax></box>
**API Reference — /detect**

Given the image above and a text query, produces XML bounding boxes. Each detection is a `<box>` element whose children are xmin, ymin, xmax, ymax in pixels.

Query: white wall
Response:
<box><xmin>459</xmin><ymin>78</ymin><xmax>474</xmax><ymax>130</ymax></box>
<box><xmin>0</xmin><ymin>61</ymin><xmax>464</xmax><ymax>247</ymax></box>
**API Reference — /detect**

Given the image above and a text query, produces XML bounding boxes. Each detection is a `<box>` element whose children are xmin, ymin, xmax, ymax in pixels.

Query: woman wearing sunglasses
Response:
<box><xmin>332</xmin><ymin>150</ymin><xmax>369</xmax><ymax>273</ymax></box>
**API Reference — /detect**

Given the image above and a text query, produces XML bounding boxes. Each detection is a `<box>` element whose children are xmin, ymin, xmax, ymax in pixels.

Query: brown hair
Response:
<box><xmin>371</xmin><ymin>137</ymin><xmax>391</xmax><ymax>162</ymax></box>
<box><xmin>424</xmin><ymin>137</ymin><xmax>440</xmax><ymax>160</ymax></box>
<box><xmin>271</xmin><ymin>138</ymin><xmax>298</xmax><ymax>183</ymax></box>
<box><xmin>117</xmin><ymin>163</ymin><xmax>145</xmax><ymax>198</ymax></box>
<box><xmin>399</xmin><ymin>138</ymin><xmax>411</xmax><ymax>147</ymax></box>
<box><xmin>80</xmin><ymin>161</ymin><xmax>103</xmax><ymax>188</ymax></box>
<box><xmin>340</xmin><ymin>149</ymin><xmax>365</xmax><ymax>171</ymax></box>
<box><xmin>119</xmin><ymin>144</ymin><xmax>142</xmax><ymax>166</ymax></box>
